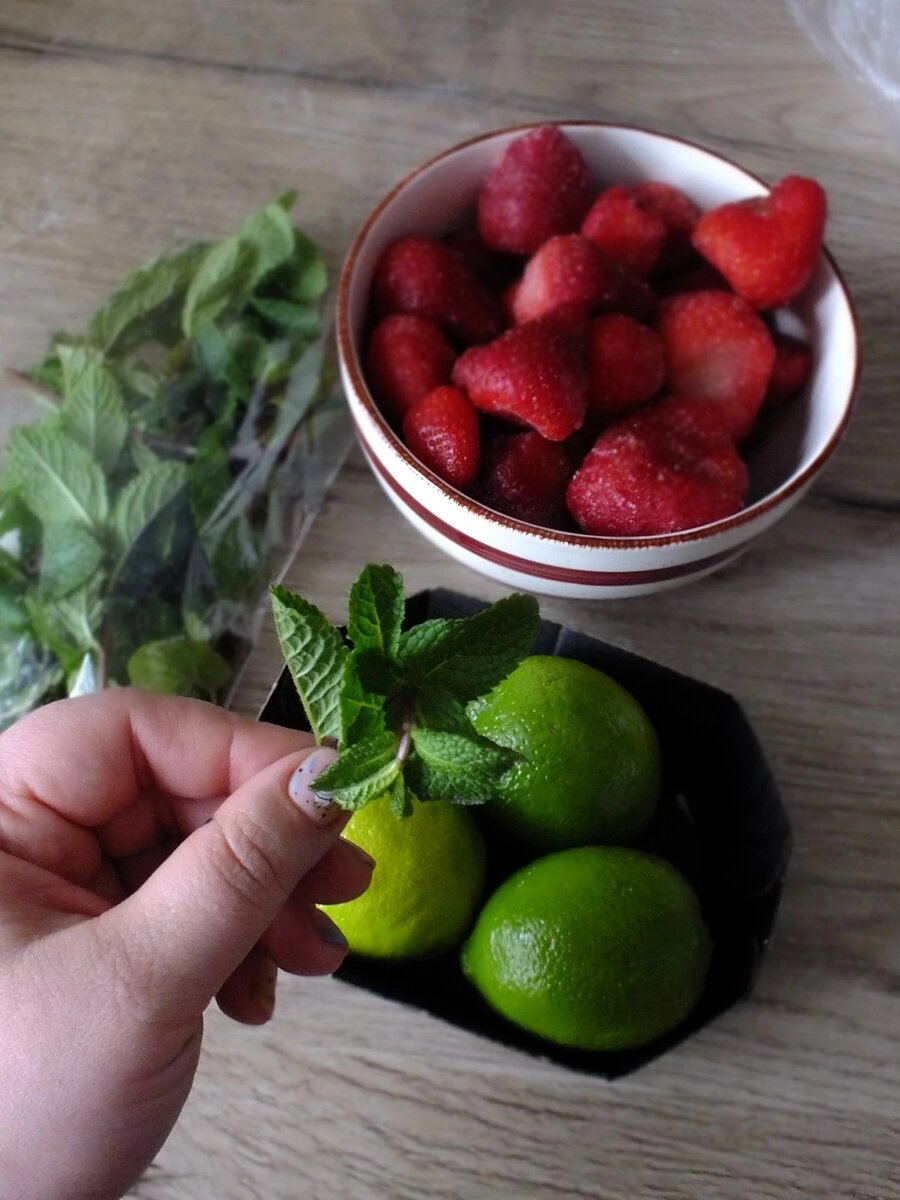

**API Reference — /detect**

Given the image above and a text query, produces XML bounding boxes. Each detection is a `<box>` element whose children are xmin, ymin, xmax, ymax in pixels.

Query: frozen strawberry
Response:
<box><xmin>766</xmin><ymin>333</ymin><xmax>812</xmax><ymax>406</ymax></box>
<box><xmin>365</xmin><ymin>315</ymin><xmax>456</xmax><ymax>421</ymax></box>
<box><xmin>566</xmin><ymin>404</ymin><xmax>748</xmax><ymax>536</ymax></box>
<box><xmin>647</xmin><ymin>394</ymin><xmax>741</xmax><ymax>443</ymax></box>
<box><xmin>658</xmin><ymin>290</ymin><xmax>775</xmax><ymax>440</ymax></box>
<box><xmin>371</xmin><ymin>236</ymin><xmax>503</xmax><ymax>345</ymax></box>
<box><xmin>692</xmin><ymin>175</ymin><xmax>827</xmax><ymax>308</ymax></box>
<box><xmin>453</xmin><ymin>315</ymin><xmax>588</xmax><ymax>442</ymax></box>
<box><xmin>477</xmin><ymin>125</ymin><xmax>593</xmax><ymax>256</ymax></box>
<box><xmin>588</xmin><ymin>314</ymin><xmax>665</xmax><ymax>412</ymax></box>
<box><xmin>633</xmin><ymin>181</ymin><xmax>701</xmax><ymax>275</ymax></box>
<box><xmin>512</xmin><ymin>235</ymin><xmax>656</xmax><ymax>324</ymax></box>
<box><xmin>581</xmin><ymin>185</ymin><xmax>668</xmax><ymax>276</ymax></box>
<box><xmin>480</xmin><ymin>431</ymin><xmax>573</xmax><ymax>527</ymax></box>
<box><xmin>402</xmin><ymin>386</ymin><xmax>480</xmax><ymax>489</ymax></box>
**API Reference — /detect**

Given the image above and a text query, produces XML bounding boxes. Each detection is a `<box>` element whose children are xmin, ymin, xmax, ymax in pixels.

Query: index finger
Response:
<box><xmin>0</xmin><ymin>688</ymin><xmax>313</xmax><ymax>883</ymax></box>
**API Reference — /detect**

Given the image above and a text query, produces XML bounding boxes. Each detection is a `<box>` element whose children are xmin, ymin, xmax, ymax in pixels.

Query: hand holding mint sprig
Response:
<box><xmin>270</xmin><ymin>566</ymin><xmax>539</xmax><ymax>816</ymax></box>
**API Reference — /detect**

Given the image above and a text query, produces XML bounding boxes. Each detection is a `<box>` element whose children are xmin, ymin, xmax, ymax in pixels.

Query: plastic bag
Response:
<box><xmin>788</xmin><ymin>0</ymin><xmax>900</xmax><ymax>137</ymax></box>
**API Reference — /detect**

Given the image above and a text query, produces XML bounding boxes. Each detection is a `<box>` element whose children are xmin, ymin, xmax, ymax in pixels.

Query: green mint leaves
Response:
<box><xmin>271</xmin><ymin>566</ymin><xmax>539</xmax><ymax>815</ymax></box>
<box><xmin>0</xmin><ymin>194</ymin><xmax>334</xmax><ymax>726</ymax></box>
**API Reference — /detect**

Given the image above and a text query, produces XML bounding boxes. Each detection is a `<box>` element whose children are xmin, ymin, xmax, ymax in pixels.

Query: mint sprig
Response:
<box><xmin>0</xmin><ymin>193</ymin><xmax>334</xmax><ymax>726</ymax></box>
<box><xmin>271</xmin><ymin>565</ymin><xmax>539</xmax><ymax>816</ymax></box>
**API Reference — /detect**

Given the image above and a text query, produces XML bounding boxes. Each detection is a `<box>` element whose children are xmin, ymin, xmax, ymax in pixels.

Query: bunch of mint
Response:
<box><xmin>271</xmin><ymin>566</ymin><xmax>540</xmax><ymax>815</ymax></box>
<box><xmin>0</xmin><ymin>193</ymin><xmax>339</xmax><ymax>730</ymax></box>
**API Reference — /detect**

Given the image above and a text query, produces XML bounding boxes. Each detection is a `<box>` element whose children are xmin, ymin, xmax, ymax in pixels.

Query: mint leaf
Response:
<box><xmin>57</xmin><ymin>346</ymin><xmax>128</xmax><ymax>472</ymax></box>
<box><xmin>88</xmin><ymin>243</ymin><xmax>207</xmax><ymax>352</ymax></box>
<box><xmin>340</xmin><ymin>648</ymin><xmax>390</xmax><ymax>745</ymax></box>
<box><xmin>313</xmin><ymin>729</ymin><xmax>400</xmax><ymax>810</ymax></box>
<box><xmin>0</xmin><ymin>582</ymin><xmax>29</xmax><ymax>634</ymax></box>
<box><xmin>249</xmin><ymin>298</ymin><xmax>321</xmax><ymax>338</ymax></box>
<box><xmin>182</xmin><ymin>200</ymin><xmax>297</xmax><ymax>336</ymax></box>
<box><xmin>398</xmin><ymin>593</ymin><xmax>539</xmax><ymax>701</ymax></box>
<box><xmin>409</xmin><ymin>726</ymin><xmax>517</xmax><ymax>804</ymax></box>
<box><xmin>6</xmin><ymin>422</ymin><xmax>108</xmax><ymax>530</ymax></box>
<box><xmin>39</xmin><ymin>523</ymin><xmax>104</xmax><ymax>599</ymax></box>
<box><xmin>111</xmin><ymin>461</ymin><xmax>187</xmax><ymax>561</ymax></box>
<box><xmin>348</xmin><ymin>563</ymin><xmax>405</xmax><ymax>657</ymax></box>
<box><xmin>238</xmin><ymin>201</ymin><xmax>297</xmax><ymax>280</ymax></box>
<box><xmin>270</xmin><ymin>584</ymin><xmax>347</xmax><ymax>743</ymax></box>
<box><xmin>285</xmin><ymin>231</ymin><xmax>328</xmax><ymax>302</ymax></box>
<box><xmin>387</xmin><ymin>772</ymin><xmax>413</xmax><ymax>819</ymax></box>
<box><xmin>182</xmin><ymin>236</ymin><xmax>253</xmax><ymax>337</ymax></box>
<box><xmin>27</xmin><ymin>577</ymin><xmax>104</xmax><ymax>665</ymax></box>
<box><xmin>127</xmin><ymin>637</ymin><xmax>231</xmax><ymax>699</ymax></box>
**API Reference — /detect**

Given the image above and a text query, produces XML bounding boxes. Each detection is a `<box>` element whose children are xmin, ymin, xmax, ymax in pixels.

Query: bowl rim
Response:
<box><xmin>336</xmin><ymin>120</ymin><xmax>862</xmax><ymax>550</ymax></box>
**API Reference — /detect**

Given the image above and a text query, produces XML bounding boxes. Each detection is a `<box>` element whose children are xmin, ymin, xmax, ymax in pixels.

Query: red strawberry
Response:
<box><xmin>512</xmin><ymin>234</ymin><xmax>656</xmax><ymax>324</ymax></box>
<box><xmin>402</xmin><ymin>386</ymin><xmax>480</xmax><ymax>489</ymax></box>
<box><xmin>453</xmin><ymin>315</ymin><xmax>588</xmax><ymax>442</ymax></box>
<box><xmin>766</xmin><ymin>333</ymin><xmax>812</xmax><ymax>406</ymax></box>
<box><xmin>501</xmin><ymin>279</ymin><xmax>521</xmax><ymax>325</ymax></box>
<box><xmin>588</xmin><ymin>314</ymin><xmax>665</xmax><ymax>412</ymax></box>
<box><xmin>658</xmin><ymin>290</ymin><xmax>775</xmax><ymax>440</ymax></box>
<box><xmin>566</xmin><ymin>404</ymin><xmax>748</xmax><ymax>536</ymax></box>
<box><xmin>692</xmin><ymin>176</ymin><xmax>827</xmax><ymax>308</ymax></box>
<box><xmin>371</xmin><ymin>236</ymin><xmax>503</xmax><ymax>344</ymax></box>
<box><xmin>581</xmin><ymin>185</ymin><xmax>668</xmax><ymax>276</ymax></box>
<box><xmin>477</xmin><ymin>125</ymin><xmax>593</xmax><ymax>255</ymax></box>
<box><xmin>647</xmin><ymin>394</ymin><xmax>742</xmax><ymax>443</ymax></box>
<box><xmin>365</xmin><ymin>315</ymin><xmax>456</xmax><ymax>421</ymax></box>
<box><xmin>480</xmin><ymin>431</ymin><xmax>573</xmax><ymax>527</ymax></box>
<box><xmin>633</xmin><ymin>181</ymin><xmax>701</xmax><ymax>275</ymax></box>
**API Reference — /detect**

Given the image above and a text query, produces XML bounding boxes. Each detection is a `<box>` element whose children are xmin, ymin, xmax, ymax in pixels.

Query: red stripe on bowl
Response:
<box><xmin>358</xmin><ymin>428</ymin><xmax>748</xmax><ymax>586</ymax></box>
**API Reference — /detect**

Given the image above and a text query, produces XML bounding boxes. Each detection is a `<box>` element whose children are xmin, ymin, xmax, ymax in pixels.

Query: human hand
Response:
<box><xmin>0</xmin><ymin>689</ymin><xmax>372</xmax><ymax>1200</ymax></box>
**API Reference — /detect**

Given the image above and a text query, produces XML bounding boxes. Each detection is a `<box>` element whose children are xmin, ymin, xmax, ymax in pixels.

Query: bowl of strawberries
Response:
<box><xmin>336</xmin><ymin>122</ymin><xmax>859</xmax><ymax>597</ymax></box>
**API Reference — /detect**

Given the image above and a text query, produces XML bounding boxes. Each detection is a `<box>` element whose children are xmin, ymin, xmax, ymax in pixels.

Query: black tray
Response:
<box><xmin>260</xmin><ymin>588</ymin><xmax>791</xmax><ymax>1078</ymax></box>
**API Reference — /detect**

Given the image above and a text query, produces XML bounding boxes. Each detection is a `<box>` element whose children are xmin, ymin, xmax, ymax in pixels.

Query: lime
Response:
<box><xmin>468</xmin><ymin>655</ymin><xmax>660</xmax><ymax>849</ymax></box>
<box><xmin>462</xmin><ymin>846</ymin><xmax>711</xmax><ymax>1051</ymax></box>
<box><xmin>320</xmin><ymin>793</ymin><xmax>486</xmax><ymax>959</ymax></box>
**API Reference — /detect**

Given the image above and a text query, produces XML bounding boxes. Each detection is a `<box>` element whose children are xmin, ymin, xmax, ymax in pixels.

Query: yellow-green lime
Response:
<box><xmin>321</xmin><ymin>793</ymin><xmax>486</xmax><ymax>959</ymax></box>
<box><xmin>468</xmin><ymin>655</ymin><xmax>660</xmax><ymax>849</ymax></box>
<box><xmin>461</xmin><ymin>846</ymin><xmax>711</xmax><ymax>1051</ymax></box>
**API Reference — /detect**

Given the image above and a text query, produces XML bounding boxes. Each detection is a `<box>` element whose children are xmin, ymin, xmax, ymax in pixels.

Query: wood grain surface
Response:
<box><xmin>0</xmin><ymin>2</ymin><xmax>898</xmax><ymax>1197</ymax></box>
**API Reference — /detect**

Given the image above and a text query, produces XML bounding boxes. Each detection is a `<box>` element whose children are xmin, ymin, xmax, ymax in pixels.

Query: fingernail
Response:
<box><xmin>313</xmin><ymin>908</ymin><xmax>349</xmax><ymax>949</ymax></box>
<box><xmin>288</xmin><ymin>746</ymin><xmax>340</xmax><ymax>824</ymax></box>
<box><xmin>340</xmin><ymin>837</ymin><xmax>376</xmax><ymax>870</ymax></box>
<box><xmin>250</xmin><ymin>957</ymin><xmax>278</xmax><ymax>1020</ymax></box>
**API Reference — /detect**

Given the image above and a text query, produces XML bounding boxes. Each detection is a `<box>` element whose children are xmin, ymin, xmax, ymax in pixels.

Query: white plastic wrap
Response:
<box><xmin>789</xmin><ymin>0</ymin><xmax>900</xmax><ymax>136</ymax></box>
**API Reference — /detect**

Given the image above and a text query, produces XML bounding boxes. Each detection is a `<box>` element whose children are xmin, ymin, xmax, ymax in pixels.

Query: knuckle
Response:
<box><xmin>209</xmin><ymin>816</ymin><xmax>290</xmax><ymax>910</ymax></box>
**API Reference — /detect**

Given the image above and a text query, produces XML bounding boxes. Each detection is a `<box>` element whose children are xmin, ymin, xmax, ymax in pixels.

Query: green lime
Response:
<box><xmin>468</xmin><ymin>655</ymin><xmax>660</xmax><ymax>849</ymax></box>
<box><xmin>461</xmin><ymin>846</ymin><xmax>711</xmax><ymax>1051</ymax></box>
<box><xmin>320</xmin><ymin>793</ymin><xmax>486</xmax><ymax>959</ymax></box>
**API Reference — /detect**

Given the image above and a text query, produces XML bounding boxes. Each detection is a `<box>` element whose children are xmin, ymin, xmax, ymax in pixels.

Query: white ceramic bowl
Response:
<box><xmin>337</xmin><ymin>122</ymin><xmax>860</xmax><ymax>598</ymax></box>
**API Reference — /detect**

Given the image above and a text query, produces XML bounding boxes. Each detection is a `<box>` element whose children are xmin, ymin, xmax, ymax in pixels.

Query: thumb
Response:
<box><xmin>101</xmin><ymin>744</ymin><xmax>344</xmax><ymax>1017</ymax></box>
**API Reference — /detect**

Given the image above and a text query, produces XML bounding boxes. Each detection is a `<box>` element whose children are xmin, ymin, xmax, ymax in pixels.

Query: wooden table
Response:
<box><xmin>2</xmin><ymin>3</ymin><xmax>899</xmax><ymax>1196</ymax></box>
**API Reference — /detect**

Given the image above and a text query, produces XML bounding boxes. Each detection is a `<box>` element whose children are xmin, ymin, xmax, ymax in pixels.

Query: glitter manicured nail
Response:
<box><xmin>288</xmin><ymin>746</ymin><xmax>340</xmax><ymax>823</ymax></box>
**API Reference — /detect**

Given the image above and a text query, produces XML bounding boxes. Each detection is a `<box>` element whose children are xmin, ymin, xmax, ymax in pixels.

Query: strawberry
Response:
<box><xmin>633</xmin><ymin>181</ymin><xmax>701</xmax><ymax>275</ymax></box>
<box><xmin>658</xmin><ymin>290</ymin><xmax>775</xmax><ymax>440</ymax></box>
<box><xmin>566</xmin><ymin>403</ymin><xmax>748</xmax><ymax>536</ymax></box>
<box><xmin>692</xmin><ymin>175</ymin><xmax>827</xmax><ymax>308</ymax></box>
<box><xmin>766</xmin><ymin>333</ymin><xmax>812</xmax><ymax>406</ymax></box>
<box><xmin>581</xmin><ymin>185</ymin><xmax>668</xmax><ymax>276</ymax></box>
<box><xmin>646</xmin><ymin>393</ymin><xmax>742</xmax><ymax>443</ymax></box>
<box><xmin>512</xmin><ymin>234</ymin><xmax>656</xmax><ymax>324</ymax></box>
<box><xmin>452</xmin><ymin>314</ymin><xmax>588</xmax><ymax>442</ymax></box>
<box><xmin>477</xmin><ymin>125</ymin><xmax>593</xmax><ymax>256</ymax></box>
<box><xmin>480</xmin><ymin>431</ymin><xmax>573</xmax><ymax>527</ymax></box>
<box><xmin>402</xmin><ymin>386</ymin><xmax>480</xmax><ymax>489</ymax></box>
<box><xmin>371</xmin><ymin>236</ymin><xmax>503</xmax><ymax>345</ymax></box>
<box><xmin>365</xmin><ymin>314</ymin><xmax>456</xmax><ymax>421</ymax></box>
<box><xmin>588</xmin><ymin>314</ymin><xmax>665</xmax><ymax>412</ymax></box>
